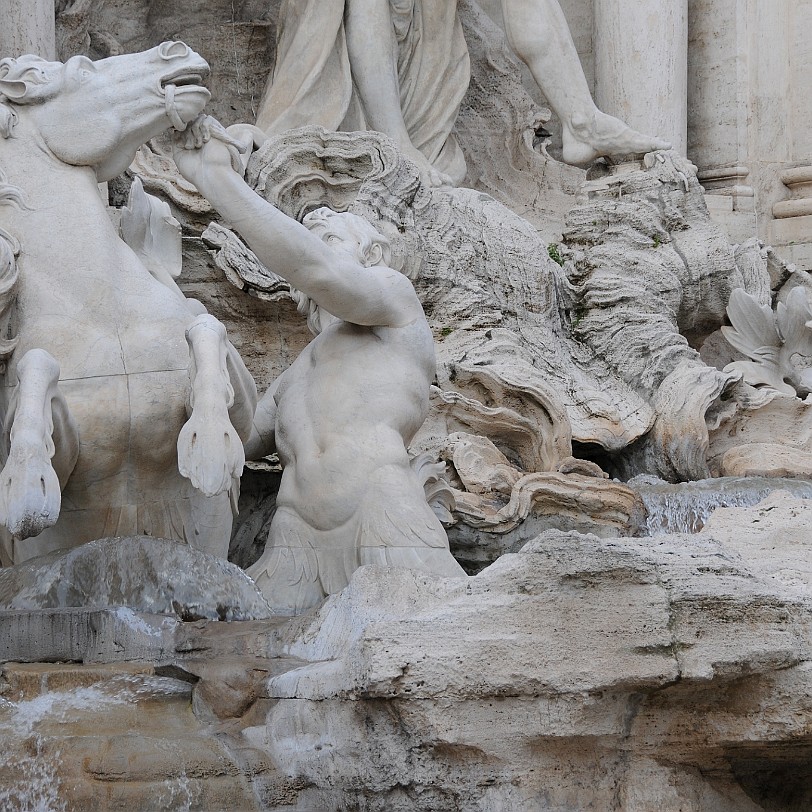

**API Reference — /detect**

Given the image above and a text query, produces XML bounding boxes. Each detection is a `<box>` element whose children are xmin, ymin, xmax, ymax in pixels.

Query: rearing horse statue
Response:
<box><xmin>0</xmin><ymin>42</ymin><xmax>257</xmax><ymax>565</ymax></box>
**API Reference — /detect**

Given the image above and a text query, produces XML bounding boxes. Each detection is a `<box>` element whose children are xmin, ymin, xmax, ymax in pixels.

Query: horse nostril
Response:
<box><xmin>158</xmin><ymin>41</ymin><xmax>190</xmax><ymax>60</ymax></box>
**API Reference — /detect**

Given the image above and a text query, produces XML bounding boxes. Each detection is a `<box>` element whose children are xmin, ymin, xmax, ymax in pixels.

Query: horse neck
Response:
<box><xmin>1</xmin><ymin>130</ymin><xmax>121</xmax><ymax>270</ymax></box>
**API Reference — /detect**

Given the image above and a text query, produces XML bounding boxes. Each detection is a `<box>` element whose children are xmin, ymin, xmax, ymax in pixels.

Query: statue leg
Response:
<box><xmin>224</xmin><ymin>339</ymin><xmax>259</xmax><ymax>453</ymax></box>
<box><xmin>501</xmin><ymin>0</ymin><xmax>670</xmax><ymax>165</ymax></box>
<box><xmin>178</xmin><ymin>314</ymin><xmax>252</xmax><ymax>498</ymax></box>
<box><xmin>0</xmin><ymin>348</ymin><xmax>79</xmax><ymax>539</ymax></box>
<box><xmin>344</xmin><ymin>0</ymin><xmax>452</xmax><ymax>187</ymax></box>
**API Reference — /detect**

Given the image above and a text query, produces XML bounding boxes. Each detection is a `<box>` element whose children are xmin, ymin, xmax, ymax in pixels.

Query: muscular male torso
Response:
<box><xmin>272</xmin><ymin>315</ymin><xmax>436</xmax><ymax>530</ymax></box>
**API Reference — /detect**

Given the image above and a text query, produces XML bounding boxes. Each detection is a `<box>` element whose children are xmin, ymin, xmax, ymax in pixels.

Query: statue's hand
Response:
<box><xmin>172</xmin><ymin>114</ymin><xmax>248</xmax><ymax>188</ymax></box>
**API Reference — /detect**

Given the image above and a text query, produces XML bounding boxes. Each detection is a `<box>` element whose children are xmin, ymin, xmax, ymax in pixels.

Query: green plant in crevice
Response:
<box><xmin>547</xmin><ymin>243</ymin><xmax>564</xmax><ymax>267</ymax></box>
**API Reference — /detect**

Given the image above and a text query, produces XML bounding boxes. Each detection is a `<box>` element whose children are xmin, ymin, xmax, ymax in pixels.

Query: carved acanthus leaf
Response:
<box><xmin>722</xmin><ymin>287</ymin><xmax>812</xmax><ymax>398</ymax></box>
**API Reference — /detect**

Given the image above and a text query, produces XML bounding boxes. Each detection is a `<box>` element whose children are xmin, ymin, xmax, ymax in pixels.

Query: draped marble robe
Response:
<box><xmin>256</xmin><ymin>0</ymin><xmax>470</xmax><ymax>184</ymax></box>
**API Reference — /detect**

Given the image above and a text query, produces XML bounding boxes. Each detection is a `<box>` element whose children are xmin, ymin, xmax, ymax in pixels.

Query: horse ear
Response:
<box><xmin>0</xmin><ymin>79</ymin><xmax>28</xmax><ymax>101</ymax></box>
<box><xmin>0</xmin><ymin>61</ymin><xmax>28</xmax><ymax>102</ymax></box>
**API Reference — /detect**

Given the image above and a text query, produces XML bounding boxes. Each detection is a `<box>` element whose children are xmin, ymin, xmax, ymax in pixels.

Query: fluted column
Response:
<box><xmin>0</xmin><ymin>0</ymin><xmax>55</xmax><ymax>60</ymax></box>
<box><xmin>593</xmin><ymin>0</ymin><xmax>688</xmax><ymax>155</ymax></box>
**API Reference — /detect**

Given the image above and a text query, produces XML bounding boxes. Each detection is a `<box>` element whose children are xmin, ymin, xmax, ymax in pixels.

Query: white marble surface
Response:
<box><xmin>173</xmin><ymin>120</ymin><xmax>465</xmax><ymax>613</ymax></box>
<box><xmin>0</xmin><ymin>0</ymin><xmax>55</xmax><ymax>60</ymax></box>
<box><xmin>595</xmin><ymin>0</ymin><xmax>688</xmax><ymax>155</ymax></box>
<box><xmin>0</xmin><ymin>44</ymin><xmax>256</xmax><ymax>563</ymax></box>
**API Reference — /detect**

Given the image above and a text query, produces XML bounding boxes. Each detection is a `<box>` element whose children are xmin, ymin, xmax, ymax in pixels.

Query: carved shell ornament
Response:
<box><xmin>722</xmin><ymin>286</ymin><xmax>812</xmax><ymax>398</ymax></box>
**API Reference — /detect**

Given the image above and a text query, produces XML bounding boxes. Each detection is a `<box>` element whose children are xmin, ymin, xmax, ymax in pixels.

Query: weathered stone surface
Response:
<box><xmin>702</xmin><ymin>490</ymin><xmax>812</xmax><ymax>599</ymax></box>
<box><xmin>707</xmin><ymin>388</ymin><xmax>812</xmax><ymax>477</ymax></box>
<box><xmin>561</xmin><ymin>152</ymin><xmax>760</xmax><ymax>481</ymax></box>
<box><xmin>2</xmin><ymin>497</ymin><xmax>812</xmax><ymax>809</ymax></box>
<box><xmin>721</xmin><ymin>442</ymin><xmax>812</xmax><ymax>479</ymax></box>
<box><xmin>0</xmin><ymin>536</ymin><xmax>273</xmax><ymax>621</ymax></box>
<box><xmin>241</xmin><ymin>494</ymin><xmax>812</xmax><ymax>810</ymax></box>
<box><xmin>0</xmin><ymin>607</ymin><xmax>176</xmax><ymax>664</ymax></box>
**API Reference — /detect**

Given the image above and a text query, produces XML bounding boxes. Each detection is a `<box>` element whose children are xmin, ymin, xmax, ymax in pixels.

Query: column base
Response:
<box><xmin>769</xmin><ymin>166</ymin><xmax>812</xmax><ymax>271</ymax></box>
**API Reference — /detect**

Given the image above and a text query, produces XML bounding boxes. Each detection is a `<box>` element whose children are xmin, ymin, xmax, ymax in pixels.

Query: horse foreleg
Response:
<box><xmin>0</xmin><ymin>349</ymin><xmax>79</xmax><ymax>539</ymax></box>
<box><xmin>178</xmin><ymin>314</ymin><xmax>248</xmax><ymax>498</ymax></box>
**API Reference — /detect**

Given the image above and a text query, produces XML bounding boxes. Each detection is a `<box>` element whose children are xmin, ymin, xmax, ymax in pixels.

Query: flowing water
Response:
<box><xmin>630</xmin><ymin>475</ymin><xmax>812</xmax><ymax>535</ymax></box>
<box><xmin>0</xmin><ymin>675</ymin><xmax>194</xmax><ymax>812</ymax></box>
<box><xmin>0</xmin><ymin>686</ymin><xmax>126</xmax><ymax>812</ymax></box>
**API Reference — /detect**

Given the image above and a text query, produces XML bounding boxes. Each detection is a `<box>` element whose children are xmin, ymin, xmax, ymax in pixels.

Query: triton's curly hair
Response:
<box><xmin>302</xmin><ymin>207</ymin><xmax>393</xmax><ymax>267</ymax></box>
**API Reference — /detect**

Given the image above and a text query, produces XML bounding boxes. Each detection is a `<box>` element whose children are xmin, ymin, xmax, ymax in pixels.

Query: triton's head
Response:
<box><xmin>303</xmin><ymin>207</ymin><xmax>392</xmax><ymax>268</ymax></box>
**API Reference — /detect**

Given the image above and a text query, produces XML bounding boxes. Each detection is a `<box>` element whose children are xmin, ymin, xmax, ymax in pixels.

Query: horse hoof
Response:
<box><xmin>0</xmin><ymin>447</ymin><xmax>61</xmax><ymax>538</ymax></box>
<box><xmin>177</xmin><ymin>415</ymin><xmax>244</xmax><ymax>497</ymax></box>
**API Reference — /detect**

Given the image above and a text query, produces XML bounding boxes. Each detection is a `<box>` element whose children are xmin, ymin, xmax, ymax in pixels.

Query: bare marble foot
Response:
<box><xmin>400</xmin><ymin>142</ymin><xmax>453</xmax><ymax>188</ymax></box>
<box><xmin>562</xmin><ymin>109</ymin><xmax>672</xmax><ymax>167</ymax></box>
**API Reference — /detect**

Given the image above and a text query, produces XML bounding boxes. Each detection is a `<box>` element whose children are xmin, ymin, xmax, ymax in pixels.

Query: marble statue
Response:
<box><xmin>256</xmin><ymin>0</ymin><xmax>470</xmax><ymax>187</ymax></box>
<box><xmin>0</xmin><ymin>43</ymin><xmax>257</xmax><ymax>565</ymax></box>
<box><xmin>500</xmin><ymin>0</ymin><xmax>671</xmax><ymax>166</ymax></box>
<box><xmin>256</xmin><ymin>0</ymin><xmax>668</xmax><ymax>188</ymax></box>
<box><xmin>722</xmin><ymin>286</ymin><xmax>812</xmax><ymax>398</ymax></box>
<box><xmin>173</xmin><ymin>116</ymin><xmax>467</xmax><ymax>613</ymax></box>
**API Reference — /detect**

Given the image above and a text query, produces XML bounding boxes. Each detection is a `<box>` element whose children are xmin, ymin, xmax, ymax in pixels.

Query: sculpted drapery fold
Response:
<box><xmin>256</xmin><ymin>0</ymin><xmax>470</xmax><ymax>184</ymax></box>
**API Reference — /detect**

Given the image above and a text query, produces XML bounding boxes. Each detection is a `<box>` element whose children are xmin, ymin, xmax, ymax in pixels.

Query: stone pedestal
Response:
<box><xmin>698</xmin><ymin>165</ymin><xmax>757</xmax><ymax>244</ymax></box>
<box><xmin>0</xmin><ymin>0</ymin><xmax>55</xmax><ymax>59</ymax></box>
<box><xmin>771</xmin><ymin>165</ymin><xmax>812</xmax><ymax>270</ymax></box>
<box><xmin>594</xmin><ymin>0</ymin><xmax>688</xmax><ymax>155</ymax></box>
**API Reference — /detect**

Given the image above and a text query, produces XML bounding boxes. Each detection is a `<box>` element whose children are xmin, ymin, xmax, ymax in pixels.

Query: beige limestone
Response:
<box><xmin>3</xmin><ymin>498</ymin><xmax>812</xmax><ymax>808</ymax></box>
<box><xmin>0</xmin><ymin>663</ymin><xmax>275</xmax><ymax>811</ymax></box>
<box><xmin>720</xmin><ymin>442</ymin><xmax>812</xmax><ymax>478</ymax></box>
<box><xmin>236</xmin><ymin>494</ymin><xmax>812</xmax><ymax>810</ymax></box>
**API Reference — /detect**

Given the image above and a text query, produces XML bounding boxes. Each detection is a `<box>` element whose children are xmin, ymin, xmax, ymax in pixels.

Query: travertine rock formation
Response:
<box><xmin>3</xmin><ymin>494</ymin><xmax>811</xmax><ymax>810</ymax></box>
<box><xmin>245</xmin><ymin>492</ymin><xmax>812</xmax><ymax>811</ymax></box>
<box><xmin>561</xmin><ymin>152</ymin><xmax>770</xmax><ymax>481</ymax></box>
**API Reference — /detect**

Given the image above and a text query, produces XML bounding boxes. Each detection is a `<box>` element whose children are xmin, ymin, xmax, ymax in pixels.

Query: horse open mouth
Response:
<box><xmin>162</xmin><ymin>68</ymin><xmax>210</xmax><ymax>131</ymax></box>
<box><xmin>161</xmin><ymin>70</ymin><xmax>208</xmax><ymax>90</ymax></box>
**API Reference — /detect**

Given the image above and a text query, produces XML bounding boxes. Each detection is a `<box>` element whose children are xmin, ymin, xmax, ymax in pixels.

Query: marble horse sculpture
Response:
<box><xmin>0</xmin><ymin>42</ymin><xmax>257</xmax><ymax>565</ymax></box>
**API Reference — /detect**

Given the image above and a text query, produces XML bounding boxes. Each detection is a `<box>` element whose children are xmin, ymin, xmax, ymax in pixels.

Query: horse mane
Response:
<box><xmin>0</xmin><ymin>54</ymin><xmax>100</xmax><ymax>370</ymax></box>
<box><xmin>0</xmin><ymin>155</ymin><xmax>22</xmax><ymax>368</ymax></box>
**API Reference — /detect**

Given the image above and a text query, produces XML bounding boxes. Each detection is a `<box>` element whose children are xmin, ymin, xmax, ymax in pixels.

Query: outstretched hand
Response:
<box><xmin>172</xmin><ymin>114</ymin><xmax>249</xmax><ymax>190</ymax></box>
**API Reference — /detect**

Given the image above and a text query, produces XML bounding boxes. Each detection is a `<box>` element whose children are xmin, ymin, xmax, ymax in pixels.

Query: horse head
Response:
<box><xmin>0</xmin><ymin>41</ymin><xmax>210</xmax><ymax>181</ymax></box>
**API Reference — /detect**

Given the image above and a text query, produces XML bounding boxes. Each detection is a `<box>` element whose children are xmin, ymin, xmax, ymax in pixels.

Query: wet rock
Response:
<box><xmin>0</xmin><ymin>536</ymin><xmax>272</xmax><ymax>621</ymax></box>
